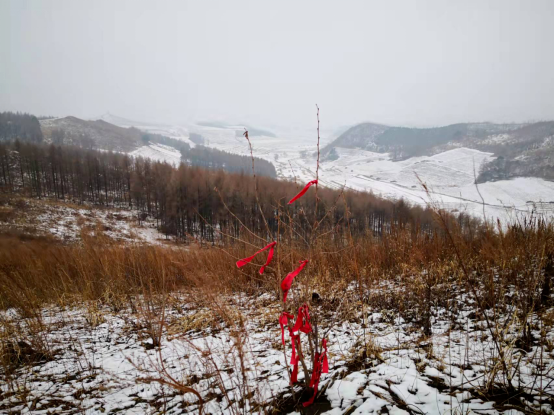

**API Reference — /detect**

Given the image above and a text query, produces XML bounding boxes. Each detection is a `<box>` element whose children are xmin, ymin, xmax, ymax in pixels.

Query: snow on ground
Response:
<box><xmin>326</xmin><ymin>148</ymin><xmax>554</xmax><ymax>223</ymax></box>
<box><xmin>0</xmin><ymin>198</ymin><xmax>174</xmax><ymax>245</ymax></box>
<box><xmin>2</xmin><ymin>290</ymin><xmax>554</xmax><ymax>414</ymax></box>
<box><xmin>102</xmin><ymin>116</ymin><xmax>554</xmax><ymax>224</ymax></box>
<box><xmin>201</xmin><ymin>132</ymin><xmax>554</xmax><ymax>224</ymax></box>
<box><xmin>244</xmin><ymin>142</ymin><xmax>554</xmax><ymax>224</ymax></box>
<box><xmin>95</xmin><ymin>113</ymin><xmax>197</xmax><ymax>148</ymax></box>
<box><xmin>130</xmin><ymin>143</ymin><xmax>182</xmax><ymax>166</ymax></box>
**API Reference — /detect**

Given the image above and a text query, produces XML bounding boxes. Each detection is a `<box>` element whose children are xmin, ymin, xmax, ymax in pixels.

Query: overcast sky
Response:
<box><xmin>1</xmin><ymin>0</ymin><xmax>553</xmax><ymax>131</ymax></box>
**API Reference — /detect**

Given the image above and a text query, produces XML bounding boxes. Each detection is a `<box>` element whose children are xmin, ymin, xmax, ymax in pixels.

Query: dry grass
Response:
<box><xmin>1</xmin><ymin>213</ymin><xmax>553</xmax><ymax>326</ymax></box>
<box><xmin>1</xmin><ymin>209</ymin><xmax>554</xmax><ymax>411</ymax></box>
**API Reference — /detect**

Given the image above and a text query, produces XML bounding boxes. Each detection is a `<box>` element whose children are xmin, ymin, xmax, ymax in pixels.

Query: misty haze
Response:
<box><xmin>1</xmin><ymin>1</ymin><xmax>554</xmax><ymax>415</ymax></box>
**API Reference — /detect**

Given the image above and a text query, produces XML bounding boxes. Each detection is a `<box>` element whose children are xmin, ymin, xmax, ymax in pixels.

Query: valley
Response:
<box><xmin>3</xmin><ymin>2</ymin><xmax>554</xmax><ymax>414</ymax></box>
<box><xmin>86</xmin><ymin>115</ymin><xmax>554</xmax><ymax>224</ymax></box>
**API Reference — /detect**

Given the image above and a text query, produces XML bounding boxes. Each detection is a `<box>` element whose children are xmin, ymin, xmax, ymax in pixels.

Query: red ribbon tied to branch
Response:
<box><xmin>289</xmin><ymin>330</ymin><xmax>300</xmax><ymax>383</ymax></box>
<box><xmin>281</xmin><ymin>260</ymin><xmax>309</xmax><ymax>302</ymax></box>
<box><xmin>288</xmin><ymin>180</ymin><xmax>318</xmax><ymax>204</ymax></box>
<box><xmin>279</xmin><ymin>312</ymin><xmax>294</xmax><ymax>346</ymax></box>
<box><xmin>292</xmin><ymin>304</ymin><xmax>313</xmax><ymax>334</ymax></box>
<box><xmin>303</xmin><ymin>338</ymin><xmax>329</xmax><ymax>407</ymax></box>
<box><xmin>321</xmin><ymin>338</ymin><xmax>329</xmax><ymax>373</ymax></box>
<box><xmin>236</xmin><ymin>241</ymin><xmax>277</xmax><ymax>274</ymax></box>
<box><xmin>279</xmin><ymin>312</ymin><xmax>301</xmax><ymax>384</ymax></box>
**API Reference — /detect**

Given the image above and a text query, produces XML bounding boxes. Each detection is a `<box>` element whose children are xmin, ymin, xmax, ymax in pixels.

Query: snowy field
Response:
<box><xmin>130</xmin><ymin>143</ymin><xmax>182</xmax><ymax>166</ymax></box>
<box><xmin>2</xmin><ymin>289</ymin><xmax>554</xmax><ymax>414</ymax></box>
<box><xmin>102</xmin><ymin>114</ymin><xmax>554</xmax><ymax>225</ymax></box>
<box><xmin>0</xmin><ymin>198</ymin><xmax>175</xmax><ymax>245</ymax></box>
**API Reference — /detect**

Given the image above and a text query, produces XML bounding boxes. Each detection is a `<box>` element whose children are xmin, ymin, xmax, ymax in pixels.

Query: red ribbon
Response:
<box><xmin>303</xmin><ymin>338</ymin><xmax>329</xmax><ymax>407</ymax></box>
<box><xmin>280</xmin><ymin>307</ymin><xmax>327</xmax><ymax>391</ymax></box>
<box><xmin>289</xmin><ymin>330</ymin><xmax>300</xmax><ymax>383</ymax></box>
<box><xmin>288</xmin><ymin>180</ymin><xmax>318</xmax><ymax>204</ymax></box>
<box><xmin>281</xmin><ymin>260</ymin><xmax>309</xmax><ymax>302</ymax></box>
<box><xmin>279</xmin><ymin>312</ymin><xmax>294</xmax><ymax>346</ymax></box>
<box><xmin>279</xmin><ymin>312</ymin><xmax>301</xmax><ymax>384</ymax></box>
<box><xmin>321</xmin><ymin>338</ymin><xmax>329</xmax><ymax>373</ymax></box>
<box><xmin>292</xmin><ymin>304</ymin><xmax>313</xmax><ymax>334</ymax></box>
<box><xmin>307</xmin><ymin>352</ymin><xmax>321</xmax><ymax>391</ymax></box>
<box><xmin>236</xmin><ymin>241</ymin><xmax>277</xmax><ymax>274</ymax></box>
<box><xmin>291</xmin><ymin>360</ymin><xmax>299</xmax><ymax>383</ymax></box>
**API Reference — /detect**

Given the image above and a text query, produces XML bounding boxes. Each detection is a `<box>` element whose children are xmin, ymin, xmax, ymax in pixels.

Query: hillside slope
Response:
<box><xmin>323</xmin><ymin>121</ymin><xmax>554</xmax><ymax>181</ymax></box>
<box><xmin>39</xmin><ymin>116</ymin><xmax>277</xmax><ymax>177</ymax></box>
<box><xmin>41</xmin><ymin>116</ymin><xmax>143</xmax><ymax>152</ymax></box>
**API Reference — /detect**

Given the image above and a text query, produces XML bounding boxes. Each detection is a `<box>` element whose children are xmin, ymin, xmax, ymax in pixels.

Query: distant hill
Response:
<box><xmin>40</xmin><ymin>116</ymin><xmax>193</xmax><ymax>153</ymax></box>
<box><xmin>0</xmin><ymin>112</ymin><xmax>43</xmax><ymax>143</ymax></box>
<box><xmin>41</xmin><ymin>116</ymin><xmax>144</xmax><ymax>152</ymax></box>
<box><xmin>39</xmin><ymin>116</ymin><xmax>276</xmax><ymax>177</ymax></box>
<box><xmin>197</xmin><ymin>120</ymin><xmax>228</xmax><ymax>129</ymax></box>
<box><xmin>236</xmin><ymin>125</ymin><xmax>277</xmax><ymax>138</ymax></box>
<box><xmin>323</xmin><ymin>122</ymin><xmax>389</xmax><ymax>152</ymax></box>
<box><xmin>323</xmin><ymin>121</ymin><xmax>554</xmax><ymax>182</ymax></box>
<box><xmin>94</xmin><ymin>112</ymin><xmax>154</xmax><ymax>128</ymax></box>
<box><xmin>198</xmin><ymin>121</ymin><xmax>276</xmax><ymax>137</ymax></box>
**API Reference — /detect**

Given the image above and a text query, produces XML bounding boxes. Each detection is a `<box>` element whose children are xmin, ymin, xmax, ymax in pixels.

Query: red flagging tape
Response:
<box><xmin>236</xmin><ymin>241</ymin><xmax>277</xmax><ymax>274</ymax></box>
<box><xmin>321</xmin><ymin>338</ymin><xmax>329</xmax><ymax>373</ymax></box>
<box><xmin>280</xmin><ymin>305</ymin><xmax>327</xmax><ymax>390</ymax></box>
<box><xmin>288</xmin><ymin>180</ymin><xmax>318</xmax><ymax>204</ymax></box>
<box><xmin>292</xmin><ymin>304</ymin><xmax>313</xmax><ymax>334</ymax></box>
<box><xmin>279</xmin><ymin>311</ymin><xmax>301</xmax><ymax>384</ymax></box>
<box><xmin>279</xmin><ymin>312</ymin><xmax>294</xmax><ymax>346</ymax></box>
<box><xmin>281</xmin><ymin>260</ymin><xmax>309</xmax><ymax>302</ymax></box>
<box><xmin>303</xmin><ymin>338</ymin><xmax>329</xmax><ymax>407</ymax></box>
<box><xmin>289</xmin><ymin>330</ymin><xmax>300</xmax><ymax>383</ymax></box>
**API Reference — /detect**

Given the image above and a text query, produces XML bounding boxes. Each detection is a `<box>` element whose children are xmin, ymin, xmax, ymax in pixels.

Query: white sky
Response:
<box><xmin>1</xmin><ymin>0</ymin><xmax>553</xmax><ymax>132</ymax></box>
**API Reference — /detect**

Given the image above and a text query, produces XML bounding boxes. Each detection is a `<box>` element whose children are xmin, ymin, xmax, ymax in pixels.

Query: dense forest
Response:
<box><xmin>0</xmin><ymin>112</ymin><xmax>43</xmax><ymax>143</ymax></box>
<box><xmin>182</xmin><ymin>145</ymin><xmax>277</xmax><ymax>177</ymax></box>
<box><xmin>0</xmin><ymin>141</ymin><xmax>477</xmax><ymax>243</ymax></box>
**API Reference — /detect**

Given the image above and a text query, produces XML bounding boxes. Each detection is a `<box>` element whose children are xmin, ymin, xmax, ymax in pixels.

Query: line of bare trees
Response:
<box><xmin>0</xmin><ymin>140</ymin><xmax>480</xmax><ymax>243</ymax></box>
